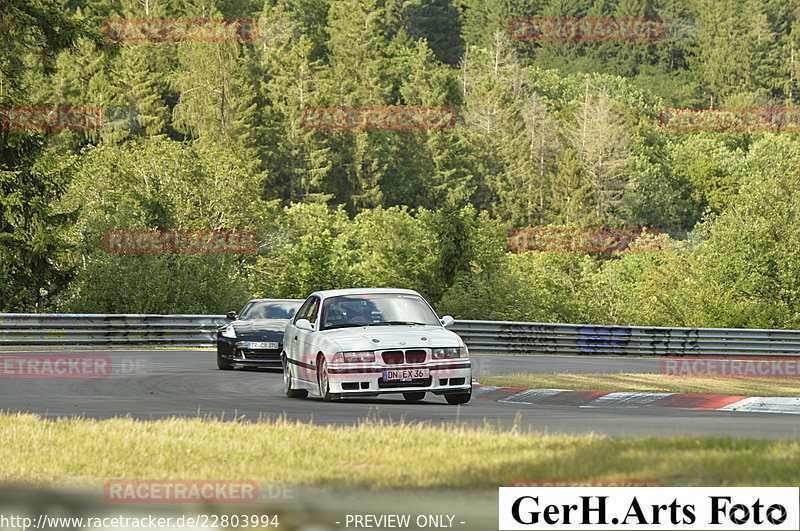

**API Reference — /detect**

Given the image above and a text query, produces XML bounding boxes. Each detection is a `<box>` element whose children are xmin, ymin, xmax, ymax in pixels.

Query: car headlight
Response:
<box><xmin>221</xmin><ymin>324</ymin><xmax>237</xmax><ymax>339</ymax></box>
<box><xmin>431</xmin><ymin>346</ymin><xmax>468</xmax><ymax>359</ymax></box>
<box><xmin>332</xmin><ymin>351</ymin><xmax>375</xmax><ymax>363</ymax></box>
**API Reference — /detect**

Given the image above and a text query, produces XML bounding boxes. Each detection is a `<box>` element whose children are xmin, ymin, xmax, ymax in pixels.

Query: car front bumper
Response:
<box><xmin>217</xmin><ymin>337</ymin><xmax>282</xmax><ymax>366</ymax></box>
<box><xmin>325</xmin><ymin>361</ymin><xmax>472</xmax><ymax>397</ymax></box>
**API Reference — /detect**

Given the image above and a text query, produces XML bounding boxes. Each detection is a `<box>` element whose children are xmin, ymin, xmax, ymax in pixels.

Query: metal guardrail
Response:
<box><xmin>1</xmin><ymin>314</ymin><xmax>799</xmax><ymax>356</ymax></box>
<box><xmin>451</xmin><ymin>320</ymin><xmax>800</xmax><ymax>357</ymax></box>
<box><xmin>0</xmin><ymin>314</ymin><xmax>227</xmax><ymax>348</ymax></box>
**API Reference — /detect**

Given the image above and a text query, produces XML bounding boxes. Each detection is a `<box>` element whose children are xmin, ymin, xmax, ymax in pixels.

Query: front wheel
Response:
<box><xmin>318</xmin><ymin>357</ymin><xmax>334</xmax><ymax>402</ymax></box>
<box><xmin>283</xmin><ymin>355</ymin><xmax>307</xmax><ymax>398</ymax></box>
<box><xmin>217</xmin><ymin>349</ymin><xmax>233</xmax><ymax>370</ymax></box>
<box><xmin>445</xmin><ymin>389</ymin><xmax>471</xmax><ymax>405</ymax></box>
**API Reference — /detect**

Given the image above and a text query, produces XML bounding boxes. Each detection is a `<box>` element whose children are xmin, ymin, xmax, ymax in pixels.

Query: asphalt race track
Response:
<box><xmin>1</xmin><ymin>350</ymin><xmax>798</xmax><ymax>438</ymax></box>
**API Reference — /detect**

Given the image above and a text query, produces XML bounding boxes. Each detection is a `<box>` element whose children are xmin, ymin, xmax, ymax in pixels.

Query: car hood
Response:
<box><xmin>321</xmin><ymin>325</ymin><xmax>464</xmax><ymax>352</ymax></box>
<box><xmin>230</xmin><ymin>319</ymin><xmax>289</xmax><ymax>333</ymax></box>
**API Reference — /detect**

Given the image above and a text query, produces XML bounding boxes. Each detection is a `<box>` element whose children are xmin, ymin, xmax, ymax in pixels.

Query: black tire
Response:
<box><xmin>445</xmin><ymin>389</ymin><xmax>471</xmax><ymax>405</ymax></box>
<box><xmin>217</xmin><ymin>349</ymin><xmax>233</xmax><ymax>370</ymax></box>
<box><xmin>283</xmin><ymin>355</ymin><xmax>308</xmax><ymax>398</ymax></box>
<box><xmin>318</xmin><ymin>356</ymin><xmax>333</xmax><ymax>402</ymax></box>
<box><xmin>403</xmin><ymin>392</ymin><xmax>425</xmax><ymax>402</ymax></box>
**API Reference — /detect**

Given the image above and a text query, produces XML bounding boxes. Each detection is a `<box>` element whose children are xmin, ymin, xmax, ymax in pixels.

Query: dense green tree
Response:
<box><xmin>438</xmin><ymin>251</ymin><xmax>600</xmax><ymax>323</ymax></box>
<box><xmin>56</xmin><ymin>138</ymin><xmax>267</xmax><ymax>312</ymax></box>
<box><xmin>253</xmin><ymin>3</ymin><xmax>332</xmax><ymax>203</ymax></box>
<box><xmin>244</xmin><ymin>203</ymin><xmax>355</xmax><ymax>299</ymax></box>
<box><xmin>169</xmin><ymin>26</ymin><xmax>259</xmax><ymax>149</ymax></box>
<box><xmin>8</xmin><ymin>0</ymin><xmax>800</xmax><ymax>329</ymax></box>
<box><xmin>668</xmin><ymin>135</ymin><xmax>743</xmax><ymax>216</ymax></box>
<box><xmin>689</xmin><ymin>0</ymin><xmax>781</xmax><ymax>104</ymax></box>
<box><xmin>393</xmin><ymin>0</ymin><xmax>463</xmax><ymax>65</ymax></box>
<box><xmin>0</xmin><ymin>0</ymin><xmax>105</xmax><ymax>311</ymax></box>
<box><xmin>337</xmin><ymin>206</ymin><xmax>439</xmax><ymax>299</ymax></box>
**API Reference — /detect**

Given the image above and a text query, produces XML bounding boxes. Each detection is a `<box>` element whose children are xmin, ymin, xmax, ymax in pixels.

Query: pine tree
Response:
<box><xmin>103</xmin><ymin>44</ymin><xmax>171</xmax><ymax>141</ymax></box>
<box><xmin>317</xmin><ymin>0</ymin><xmax>396</xmax><ymax>210</ymax></box>
<box><xmin>690</xmin><ymin>0</ymin><xmax>781</xmax><ymax>103</ymax></box>
<box><xmin>254</xmin><ymin>3</ymin><xmax>332</xmax><ymax>203</ymax></box>
<box><xmin>168</xmin><ymin>6</ymin><xmax>259</xmax><ymax>151</ymax></box>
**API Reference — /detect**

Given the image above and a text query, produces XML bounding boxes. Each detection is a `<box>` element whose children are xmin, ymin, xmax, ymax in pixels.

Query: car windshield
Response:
<box><xmin>239</xmin><ymin>301</ymin><xmax>302</xmax><ymax>320</ymax></box>
<box><xmin>319</xmin><ymin>293</ymin><xmax>440</xmax><ymax>330</ymax></box>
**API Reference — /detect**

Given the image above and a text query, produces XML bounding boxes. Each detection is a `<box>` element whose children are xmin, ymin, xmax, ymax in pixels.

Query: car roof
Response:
<box><xmin>246</xmin><ymin>299</ymin><xmax>304</xmax><ymax>304</ymax></box>
<box><xmin>307</xmin><ymin>288</ymin><xmax>421</xmax><ymax>299</ymax></box>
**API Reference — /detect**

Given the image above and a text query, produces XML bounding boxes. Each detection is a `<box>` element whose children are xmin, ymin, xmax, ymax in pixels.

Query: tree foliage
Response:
<box><xmin>7</xmin><ymin>0</ymin><xmax>800</xmax><ymax>328</ymax></box>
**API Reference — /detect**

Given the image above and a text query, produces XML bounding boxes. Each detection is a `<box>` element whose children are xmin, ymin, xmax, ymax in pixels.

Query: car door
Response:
<box><xmin>285</xmin><ymin>297</ymin><xmax>310</xmax><ymax>359</ymax></box>
<box><xmin>289</xmin><ymin>296</ymin><xmax>320</xmax><ymax>383</ymax></box>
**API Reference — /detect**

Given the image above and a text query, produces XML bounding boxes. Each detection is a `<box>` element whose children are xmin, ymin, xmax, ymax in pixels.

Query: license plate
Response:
<box><xmin>247</xmin><ymin>341</ymin><xmax>279</xmax><ymax>350</ymax></box>
<box><xmin>382</xmin><ymin>368</ymin><xmax>430</xmax><ymax>381</ymax></box>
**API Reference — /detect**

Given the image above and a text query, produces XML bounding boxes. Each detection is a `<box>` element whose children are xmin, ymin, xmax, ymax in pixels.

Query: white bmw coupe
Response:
<box><xmin>281</xmin><ymin>288</ymin><xmax>471</xmax><ymax>404</ymax></box>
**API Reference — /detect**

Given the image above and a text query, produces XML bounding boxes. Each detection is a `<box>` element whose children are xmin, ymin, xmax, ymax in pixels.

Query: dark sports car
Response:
<box><xmin>216</xmin><ymin>299</ymin><xmax>303</xmax><ymax>370</ymax></box>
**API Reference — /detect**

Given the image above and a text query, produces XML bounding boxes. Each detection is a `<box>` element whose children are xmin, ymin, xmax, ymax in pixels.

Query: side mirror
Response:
<box><xmin>226</xmin><ymin>311</ymin><xmax>237</xmax><ymax>320</ymax></box>
<box><xmin>295</xmin><ymin>319</ymin><xmax>313</xmax><ymax>331</ymax></box>
<box><xmin>440</xmin><ymin>315</ymin><xmax>455</xmax><ymax>328</ymax></box>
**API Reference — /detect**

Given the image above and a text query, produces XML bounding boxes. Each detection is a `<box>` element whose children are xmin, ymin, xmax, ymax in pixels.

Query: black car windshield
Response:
<box><xmin>239</xmin><ymin>301</ymin><xmax>302</xmax><ymax>320</ymax></box>
<box><xmin>320</xmin><ymin>294</ymin><xmax>440</xmax><ymax>330</ymax></box>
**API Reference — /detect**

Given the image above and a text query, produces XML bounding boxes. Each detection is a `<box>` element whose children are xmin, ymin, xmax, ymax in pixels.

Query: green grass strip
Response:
<box><xmin>0</xmin><ymin>413</ymin><xmax>798</xmax><ymax>489</ymax></box>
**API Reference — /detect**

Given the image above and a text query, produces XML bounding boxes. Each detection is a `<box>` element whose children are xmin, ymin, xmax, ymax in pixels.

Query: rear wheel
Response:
<box><xmin>403</xmin><ymin>392</ymin><xmax>425</xmax><ymax>402</ymax></box>
<box><xmin>445</xmin><ymin>389</ymin><xmax>471</xmax><ymax>405</ymax></box>
<box><xmin>283</xmin><ymin>355</ymin><xmax>307</xmax><ymax>398</ymax></box>
<box><xmin>317</xmin><ymin>356</ymin><xmax>333</xmax><ymax>402</ymax></box>
<box><xmin>216</xmin><ymin>349</ymin><xmax>233</xmax><ymax>370</ymax></box>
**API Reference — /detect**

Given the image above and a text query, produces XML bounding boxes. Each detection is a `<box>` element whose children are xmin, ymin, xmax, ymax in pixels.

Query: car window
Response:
<box><xmin>294</xmin><ymin>298</ymin><xmax>314</xmax><ymax>323</ymax></box>
<box><xmin>320</xmin><ymin>294</ymin><xmax>440</xmax><ymax>330</ymax></box>
<box><xmin>239</xmin><ymin>301</ymin><xmax>303</xmax><ymax>320</ymax></box>
<box><xmin>307</xmin><ymin>298</ymin><xmax>320</xmax><ymax>324</ymax></box>
<box><xmin>295</xmin><ymin>296</ymin><xmax>320</xmax><ymax>324</ymax></box>
<box><xmin>263</xmin><ymin>302</ymin><xmax>302</xmax><ymax>319</ymax></box>
<box><xmin>239</xmin><ymin>302</ymin><xmax>254</xmax><ymax>318</ymax></box>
